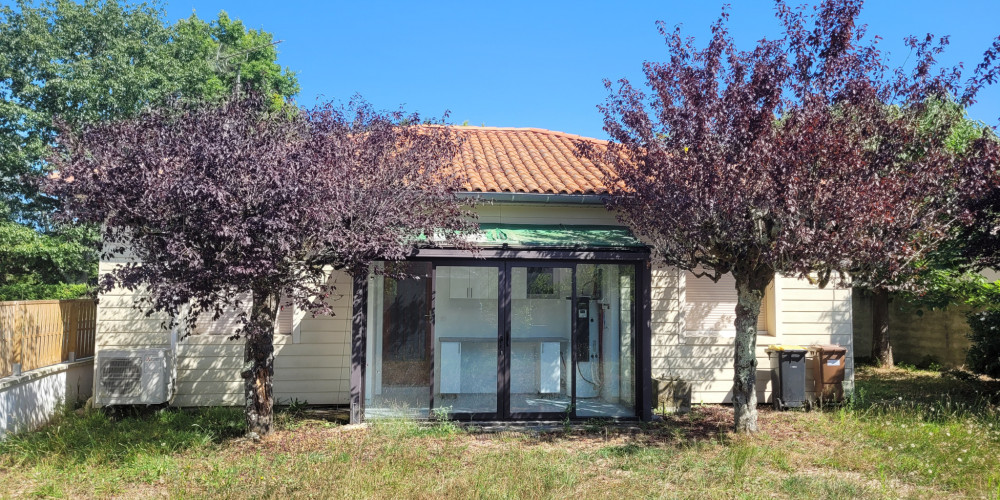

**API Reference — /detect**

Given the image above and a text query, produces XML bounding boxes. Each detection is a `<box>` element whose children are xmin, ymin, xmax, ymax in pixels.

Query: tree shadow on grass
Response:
<box><xmin>520</xmin><ymin>405</ymin><xmax>737</xmax><ymax>450</ymax></box>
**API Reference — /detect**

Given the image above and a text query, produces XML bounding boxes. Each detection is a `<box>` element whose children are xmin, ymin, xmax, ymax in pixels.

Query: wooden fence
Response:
<box><xmin>0</xmin><ymin>299</ymin><xmax>96</xmax><ymax>378</ymax></box>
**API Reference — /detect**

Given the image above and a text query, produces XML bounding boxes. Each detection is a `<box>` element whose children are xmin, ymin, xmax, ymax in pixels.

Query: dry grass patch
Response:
<box><xmin>2</xmin><ymin>366</ymin><xmax>999</xmax><ymax>499</ymax></box>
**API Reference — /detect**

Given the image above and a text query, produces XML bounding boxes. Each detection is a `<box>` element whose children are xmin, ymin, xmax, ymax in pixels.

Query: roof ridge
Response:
<box><xmin>447</xmin><ymin>125</ymin><xmax>609</xmax><ymax>145</ymax></box>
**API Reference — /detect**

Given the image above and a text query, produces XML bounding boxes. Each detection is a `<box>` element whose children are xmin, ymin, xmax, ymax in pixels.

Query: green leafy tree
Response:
<box><xmin>0</xmin><ymin>0</ymin><xmax>299</xmax><ymax>224</ymax></box>
<box><xmin>0</xmin><ymin>220</ymin><xmax>94</xmax><ymax>300</ymax></box>
<box><xmin>170</xmin><ymin>12</ymin><xmax>298</xmax><ymax>109</ymax></box>
<box><xmin>0</xmin><ymin>0</ymin><xmax>298</xmax><ymax>299</ymax></box>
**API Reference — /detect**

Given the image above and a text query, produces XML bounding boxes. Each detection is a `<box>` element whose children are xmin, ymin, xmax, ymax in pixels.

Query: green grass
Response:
<box><xmin>1</xmin><ymin>366</ymin><xmax>998</xmax><ymax>499</ymax></box>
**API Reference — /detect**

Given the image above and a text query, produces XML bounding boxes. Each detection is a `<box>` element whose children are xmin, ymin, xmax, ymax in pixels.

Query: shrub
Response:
<box><xmin>0</xmin><ymin>282</ymin><xmax>89</xmax><ymax>301</ymax></box>
<box><xmin>967</xmin><ymin>308</ymin><xmax>1000</xmax><ymax>378</ymax></box>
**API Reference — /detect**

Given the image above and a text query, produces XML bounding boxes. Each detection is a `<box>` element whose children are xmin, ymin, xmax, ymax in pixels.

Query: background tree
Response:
<box><xmin>0</xmin><ymin>0</ymin><xmax>298</xmax><ymax>301</ymax></box>
<box><xmin>43</xmin><ymin>95</ymin><xmax>476</xmax><ymax>437</ymax></box>
<box><xmin>0</xmin><ymin>0</ymin><xmax>299</xmax><ymax>225</ymax></box>
<box><xmin>0</xmin><ymin>220</ymin><xmax>93</xmax><ymax>300</ymax></box>
<box><xmin>592</xmin><ymin>0</ymin><xmax>1000</xmax><ymax>432</ymax></box>
<box><xmin>866</xmin><ymin>100</ymin><xmax>998</xmax><ymax>367</ymax></box>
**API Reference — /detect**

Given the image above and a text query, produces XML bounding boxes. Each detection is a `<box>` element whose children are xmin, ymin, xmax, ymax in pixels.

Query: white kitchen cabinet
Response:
<box><xmin>448</xmin><ymin>266</ymin><xmax>497</xmax><ymax>299</ymax></box>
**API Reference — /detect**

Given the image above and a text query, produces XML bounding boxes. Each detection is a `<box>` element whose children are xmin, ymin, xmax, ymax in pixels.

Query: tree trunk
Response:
<box><xmin>871</xmin><ymin>288</ymin><xmax>893</xmax><ymax>367</ymax></box>
<box><xmin>732</xmin><ymin>267</ymin><xmax>772</xmax><ymax>433</ymax></box>
<box><xmin>242</xmin><ymin>287</ymin><xmax>279</xmax><ymax>438</ymax></box>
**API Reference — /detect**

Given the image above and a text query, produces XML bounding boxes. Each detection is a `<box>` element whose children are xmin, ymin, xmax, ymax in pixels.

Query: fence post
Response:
<box><xmin>65</xmin><ymin>301</ymin><xmax>79</xmax><ymax>363</ymax></box>
<box><xmin>12</xmin><ymin>302</ymin><xmax>23</xmax><ymax>371</ymax></box>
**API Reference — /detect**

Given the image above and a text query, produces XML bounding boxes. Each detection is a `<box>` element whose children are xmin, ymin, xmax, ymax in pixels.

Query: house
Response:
<box><xmin>95</xmin><ymin>126</ymin><xmax>855</xmax><ymax>422</ymax></box>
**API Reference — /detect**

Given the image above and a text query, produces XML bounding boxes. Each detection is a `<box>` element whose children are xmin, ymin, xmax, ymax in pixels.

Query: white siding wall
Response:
<box><xmin>651</xmin><ymin>266</ymin><xmax>854</xmax><ymax>404</ymax></box>
<box><xmin>97</xmin><ymin>257</ymin><xmax>353</xmax><ymax>407</ymax></box>
<box><xmin>96</xmin><ymin>203</ymin><xmax>853</xmax><ymax>409</ymax></box>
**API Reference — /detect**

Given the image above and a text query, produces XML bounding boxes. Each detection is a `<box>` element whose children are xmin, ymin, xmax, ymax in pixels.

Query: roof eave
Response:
<box><xmin>457</xmin><ymin>191</ymin><xmax>607</xmax><ymax>205</ymax></box>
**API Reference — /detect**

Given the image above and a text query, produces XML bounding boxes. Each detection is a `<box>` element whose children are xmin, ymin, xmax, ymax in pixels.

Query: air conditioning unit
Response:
<box><xmin>95</xmin><ymin>349</ymin><xmax>172</xmax><ymax>406</ymax></box>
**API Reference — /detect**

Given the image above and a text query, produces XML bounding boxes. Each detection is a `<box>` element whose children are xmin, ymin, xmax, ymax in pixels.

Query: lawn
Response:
<box><xmin>2</xmin><ymin>366</ymin><xmax>999</xmax><ymax>499</ymax></box>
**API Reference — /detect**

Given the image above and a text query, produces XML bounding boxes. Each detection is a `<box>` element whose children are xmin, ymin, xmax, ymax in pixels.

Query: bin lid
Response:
<box><xmin>768</xmin><ymin>344</ymin><xmax>806</xmax><ymax>352</ymax></box>
<box><xmin>812</xmin><ymin>344</ymin><xmax>847</xmax><ymax>353</ymax></box>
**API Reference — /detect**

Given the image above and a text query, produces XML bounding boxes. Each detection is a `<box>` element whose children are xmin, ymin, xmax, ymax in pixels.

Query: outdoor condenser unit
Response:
<box><xmin>95</xmin><ymin>349</ymin><xmax>172</xmax><ymax>406</ymax></box>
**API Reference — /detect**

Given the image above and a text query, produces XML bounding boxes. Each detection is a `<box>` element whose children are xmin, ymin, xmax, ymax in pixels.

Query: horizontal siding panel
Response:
<box><xmin>98</xmin><ymin>307</ymin><xmax>170</xmax><ymax>322</ymax></box>
<box><xmin>777</xmin><ymin>287</ymin><xmax>845</xmax><ymax>301</ymax></box>
<box><xmin>176</xmin><ymin>356</ymin><xmax>242</xmax><ymax>371</ymax></box>
<box><xmin>651</xmin><ymin>308</ymin><xmax>679</xmax><ymax>322</ymax></box>
<box><xmin>783</xmin><ymin>311</ymin><xmax>851</xmax><ymax>324</ymax></box>
<box><xmin>678</xmin><ymin>335</ymin><xmax>777</xmax><ymax>347</ymax></box>
<box><xmin>299</xmin><ymin>323</ymin><xmax>349</xmax><ymax>336</ymax></box>
<box><xmin>782</xmin><ymin>322</ymin><xmax>852</xmax><ymax>336</ymax></box>
<box><xmin>653</xmin><ymin>355</ymin><xmax>773</xmax><ymax>370</ymax></box>
<box><xmin>177</xmin><ymin>370</ymin><xmax>241</xmax><ymax>383</ymax></box>
<box><xmin>297</xmin><ymin>332</ymin><xmax>350</xmax><ymax>345</ymax></box>
<box><xmin>172</xmin><ymin>391</ymin><xmax>346</xmax><ymax>407</ymax></box>
<box><xmin>683</xmin><ymin>378</ymin><xmax>771</xmax><ymax>393</ymax></box>
<box><xmin>651</xmin><ymin>337</ymin><xmax>679</xmax><ymax>349</ymax></box>
<box><xmin>651</xmin><ymin>345</ymin><xmax>744</xmax><ymax>359</ymax></box>
<box><xmin>177</xmin><ymin>343</ymin><xmax>348</xmax><ymax>358</ymax></box>
<box><xmin>97</xmin><ymin>332</ymin><xmax>170</xmax><ymax>347</ymax></box>
<box><xmin>651</xmin><ymin>288</ymin><xmax>678</xmax><ymax>303</ymax></box>
<box><xmin>273</xmin><ymin>380</ymin><xmax>345</xmax><ymax>394</ymax></box>
<box><xmin>653</xmin><ymin>356</ymin><xmax>734</xmax><ymax>371</ymax></box>
<box><xmin>275</xmin><ymin>367</ymin><xmax>347</xmax><ymax>381</ymax></box>
<box><xmin>275</xmin><ymin>355</ymin><xmax>349</xmax><ymax>369</ymax></box>
<box><xmin>177</xmin><ymin>367</ymin><xmax>347</xmax><ymax>385</ymax></box>
<box><xmin>299</xmin><ymin>315</ymin><xmax>350</xmax><ymax>331</ymax></box>
<box><xmin>98</xmin><ymin>293</ymin><xmax>155</xmax><ymax>305</ymax></box>
<box><xmin>651</xmin><ymin>275</ymin><xmax>679</xmax><ymax>288</ymax></box>
<box><xmin>172</xmin><ymin>393</ymin><xmax>244</xmax><ymax>407</ymax></box>
<box><xmin>98</xmin><ymin>319</ymin><xmax>171</xmax><ymax>333</ymax></box>
<box><xmin>176</xmin><ymin>380</ymin><xmax>243</xmax><ymax>394</ymax></box>
<box><xmin>173</xmin><ymin>380</ymin><xmax>348</xmax><ymax>396</ymax></box>
<box><xmin>782</xmin><ymin>300</ymin><xmax>851</xmax><ymax>313</ymax></box>
<box><xmin>651</xmin><ymin>368</ymin><xmax>741</xmax><ymax>381</ymax></box>
<box><xmin>276</xmin><ymin>343</ymin><xmax>349</xmax><ymax>357</ymax></box>
<box><xmin>182</xmin><ymin>336</ymin><xmax>244</xmax><ymax>346</ymax></box>
<box><xmin>177</xmin><ymin>344</ymin><xmax>244</xmax><ymax>357</ymax></box>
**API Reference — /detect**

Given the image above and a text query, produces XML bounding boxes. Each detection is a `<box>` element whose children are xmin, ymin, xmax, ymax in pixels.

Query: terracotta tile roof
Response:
<box><xmin>450</xmin><ymin>126</ymin><xmax>609</xmax><ymax>195</ymax></box>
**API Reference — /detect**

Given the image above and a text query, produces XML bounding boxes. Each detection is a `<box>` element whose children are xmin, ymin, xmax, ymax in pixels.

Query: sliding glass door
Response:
<box><xmin>573</xmin><ymin>264</ymin><xmax>636</xmax><ymax>417</ymax></box>
<box><xmin>508</xmin><ymin>264</ymin><xmax>574</xmax><ymax>417</ymax></box>
<box><xmin>432</xmin><ymin>265</ymin><xmax>500</xmax><ymax>417</ymax></box>
<box><xmin>364</xmin><ymin>260</ymin><xmax>637</xmax><ymax>420</ymax></box>
<box><xmin>364</xmin><ymin>262</ymin><xmax>434</xmax><ymax>418</ymax></box>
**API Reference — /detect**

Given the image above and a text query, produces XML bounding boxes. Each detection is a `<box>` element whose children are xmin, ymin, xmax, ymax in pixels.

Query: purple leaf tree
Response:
<box><xmin>591</xmin><ymin>0</ymin><xmax>1000</xmax><ymax>432</ymax></box>
<box><xmin>44</xmin><ymin>95</ymin><xmax>476</xmax><ymax>437</ymax></box>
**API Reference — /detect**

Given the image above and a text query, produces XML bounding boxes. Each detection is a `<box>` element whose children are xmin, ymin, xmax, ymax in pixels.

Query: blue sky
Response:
<box><xmin>164</xmin><ymin>1</ymin><xmax>999</xmax><ymax>140</ymax></box>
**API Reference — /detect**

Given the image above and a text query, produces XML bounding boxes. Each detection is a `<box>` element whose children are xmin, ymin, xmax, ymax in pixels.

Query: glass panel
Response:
<box><xmin>510</xmin><ymin>266</ymin><xmax>573</xmax><ymax>414</ymax></box>
<box><xmin>433</xmin><ymin>265</ymin><xmax>499</xmax><ymax>414</ymax></box>
<box><xmin>575</xmin><ymin>264</ymin><xmax>636</xmax><ymax>417</ymax></box>
<box><xmin>365</xmin><ymin>262</ymin><xmax>433</xmax><ymax>419</ymax></box>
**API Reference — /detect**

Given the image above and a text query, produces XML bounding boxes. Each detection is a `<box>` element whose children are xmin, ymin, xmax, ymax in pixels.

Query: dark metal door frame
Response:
<box><xmin>351</xmin><ymin>253</ymin><xmax>651</xmax><ymax>423</ymax></box>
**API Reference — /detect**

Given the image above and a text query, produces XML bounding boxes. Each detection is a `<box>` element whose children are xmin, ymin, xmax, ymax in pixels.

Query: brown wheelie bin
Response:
<box><xmin>812</xmin><ymin>344</ymin><xmax>847</xmax><ymax>405</ymax></box>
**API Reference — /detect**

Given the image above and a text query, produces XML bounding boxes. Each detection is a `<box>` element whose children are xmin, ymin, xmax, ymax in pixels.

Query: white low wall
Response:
<box><xmin>0</xmin><ymin>359</ymin><xmax>94</xmax><ymax>439</ymax></box>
